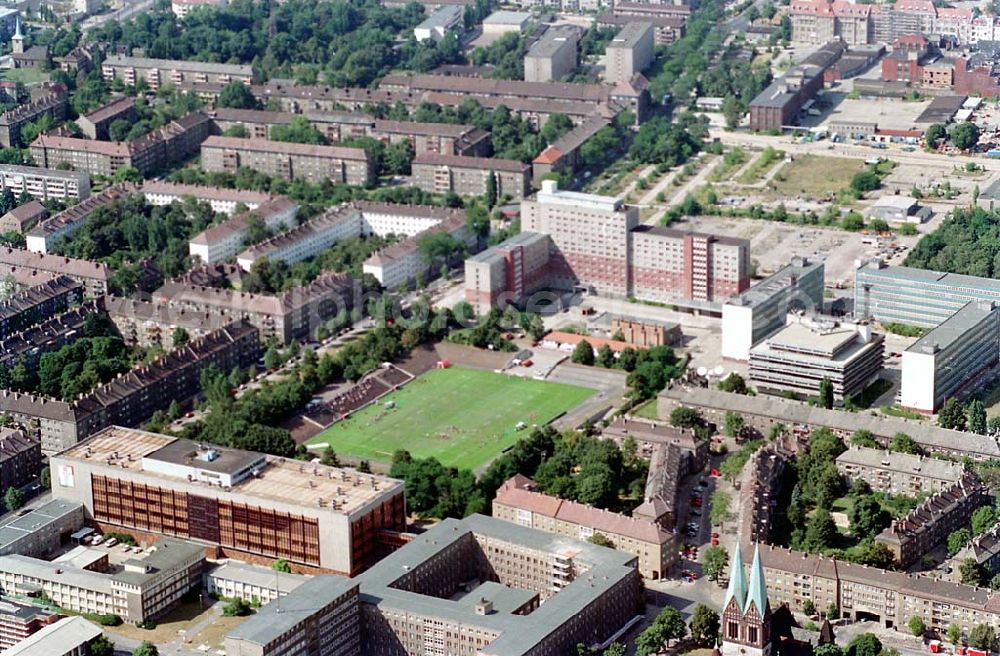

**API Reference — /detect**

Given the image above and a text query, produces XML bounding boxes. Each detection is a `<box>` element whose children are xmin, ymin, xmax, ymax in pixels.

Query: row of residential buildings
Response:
<box><xmin>465</xmin><ymin>180</ymin><xmax>751</xmax><ymax>313</ymax></box>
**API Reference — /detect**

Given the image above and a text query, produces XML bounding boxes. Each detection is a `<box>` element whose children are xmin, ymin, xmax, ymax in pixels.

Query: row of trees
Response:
<box><xmin>570</xmin><ymin>340</ymin><xmax>685</xmax><ymax>400</ymax></box>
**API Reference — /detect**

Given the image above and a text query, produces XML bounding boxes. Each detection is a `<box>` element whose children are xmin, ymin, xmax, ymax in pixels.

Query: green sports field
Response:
<box><xmin>307</xmin><ymin>367</ymin><xmax>594</xmax><ymax>470</ymax></box>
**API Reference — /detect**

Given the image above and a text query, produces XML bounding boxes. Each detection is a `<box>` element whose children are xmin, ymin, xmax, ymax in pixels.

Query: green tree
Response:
<box><xmin>889</xmin><ymin>432</ymin><xmax>921</xmax><ymax>454</ymax></box>
<box><xmin>596</xmin><ymin>344</ymin><xmax>615</xmax><ymax>368</ymax></box>
<box><xmin>849</xmin><ymin>496</ymin><xmax>890</xmax><ymax>538</ymax></box>
<box><xmin>486</xmin><ymin>170</ymin><xmax>497</xmax><ymax>208</ymax></box>
<box><xmin>846</xmin><ymin>633</ymin><xmax>882</xmax><ymax>656</ymax></box>
<box><xmin>264</xmin><ymin>346</ymin><xmax>282</xmax><ymax>371</ymax></box>
<box><xmin>970</xmin><ymin>624</ymin><xmax>999</xmax><ymax>651</ymax></box>
<box><xmin>948</xmin><ymin>527</ymin><xmax>972</xmax><ymax>557</ymax></box>
<box><xmin>819</xmin><ymin>377</ymin><xmax>835</xmax><ymax>409</ymax></box>
<box><xmin>603</xmin><ymin>644</ymin><xmax>626</xmax><ymax>656</ymax></box>
<box><xmin>689</xmin><ymin>604</ymin><xmax>720</xmax><ymax>646</ymax></box>
<box><xmin>703</xmin><ymin>545</ymin><xmax>728</xmax><ymax>581</ymax></box>
<box><xmin>636</xmin><ymin>606</ymin><xmax>687</xmax><ymax>656</ymax></box>
<box><xmin>272</xmin><ymin>559</ymin><xmax>291</xmax><ymax>573</ymax></box>
<box><xmin>951</xmin><ymin>121</ymin><xmax>981</xmax><ymax>151</ymax></box>
<box><xmin>722</xmin><ymin>95</ymin><xmax>743</xmax><ymax>130</ymax></box>
<box><xmin>710</xmin><ymin>491</ymin><xmax>732</xmax><ymax>526</ymax></box>
<box><xmin>802</xmin><ymin>599</ymin><xmax>817</xmax><ymax>616</ymax></box>
<box><xmin>3</xmin><ymin>486</ymin><xmax>24</xmax><ymax>511</ymax></box>
<box><xmin>134</xmin><ymin>642</ymin><xmax>159</xmax><ymax>656</ymax></box>
<box><xmin>851</xmin><ymin>430</ymin><xmax>879</xmax><ymax>448</ymax></box>
<box><xmin>947</xmin><ymin>624</ymin><xmax>962</xmax><ymax>645</ymax></box>
<box><xmin>960</xmin><ymin>558</ymin><xmax>985</xmax><ymax>587</ymax></box>
<box><xmin>908</xmin><ymin>615</ymin><xmax>926</xmax><ymax>637</ymax></box>
<box><xmin>724</xmin><ymin>411</ymin><xmax>744</xmax><ymax>438</ymax></box>
<box><xmin>571</xmin><ymin>339</ymin><xmax>595</xmax><ymax>366</ymax></box>
<box><xmin>669</xmin><ymin>406</ymin><xmax>703</xmax><ymax>429</ymax></box>
<box><xmin>850</xmin><ymin>170</ymin><xmax>881</xmax><ymax>194</ymax></box>
<box><xmin>804</xmin><ymin>508</ymin><xmax>838</xmax><ymax>552</ymax></box>
<box><xmin>588</xmin><ymin>532</ymin><xmax>615</xmax><ymax>548</ymax></box>
<box><xmin>218</xmin><ymin>81</ymin><xmax>258</xmax><ymax>109</ymax></box>
<box><xmin>973</xmin><ymin>505</ymin><xmax>997</xmax><ymax>536</ymax></box>
<box><xmin>826</xmin><ymin>602</ymin><xmax>840</xmax><ymax>620</ymax></box>
<box><xmin>992</xmin><ymin>573</ymin><xmax>1000</xmax><ymax>590</ymax></box>
<box><xmin>968</xmin><ymin>399</ymin><xmax>988</xmax><ymax>435</ymax></box>
<box><xmin>358</xmin><ymin>460</ymin><xmax>372</xmax><ymax>473</ymax></box>
<box><xmin>40</xmin><ymin>466</ymin><xmax>50</xmax><ymax>489</ymax></box>
<box><xmin>89</xmin><ymin>635</ymin><xmax>115</xmax><ymax>656</ymax></box>
<box><xmin>939</xmin><ymin>398</ymin><xmax>968</xmax><ymax>431</ymax></box>
<box><xmin>223</xmin><ymin>598</ymin><xmax>253</xmax><ymax>616</ymax></box>
<box><xmin>926</xmin><ymin>123</ymin><xmax>947</xmax><ymax>149</ymax></box>
<box><xmin>852</xmin><ymin>540</ymin><xmax>895</xmax><ymax>569</ymax></box>
<box><xmin>172</xmin><ymin>327</ymin><xmax>189</xmax><ymax>348</ymax></box>
<box><xmin>815</xmin><ymin>645</ymin><xmax>844</xmax><ymax>656</ymax></box>
<box><xmin>718</xmin><ymin>373</ymin><xmax>750</xmax><ymax>395</ymax></box>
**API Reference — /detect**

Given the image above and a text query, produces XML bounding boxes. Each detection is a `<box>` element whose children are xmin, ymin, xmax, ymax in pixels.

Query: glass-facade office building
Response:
<box><xmin>854</xmin><ymin>259</ymin><xmax>1000</xmax><ymax>328</ymax></box>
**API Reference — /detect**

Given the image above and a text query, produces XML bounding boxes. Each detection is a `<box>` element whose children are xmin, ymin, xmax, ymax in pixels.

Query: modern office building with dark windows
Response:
<box><xmin>49</xmin><ymin>426</ymin><xmax>406</xmax><ymax>575</ymax></box>
<box><xmin>854</xmin><ymin>259</ymin><xmax>1000</xmax><ymax>328</ymax></box>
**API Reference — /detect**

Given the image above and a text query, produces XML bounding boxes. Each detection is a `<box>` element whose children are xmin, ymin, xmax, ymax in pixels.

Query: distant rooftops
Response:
<box><xmin>104</xmin><ymin>54</ymin><xmax>255</xmax><ymax>77</ymax></box>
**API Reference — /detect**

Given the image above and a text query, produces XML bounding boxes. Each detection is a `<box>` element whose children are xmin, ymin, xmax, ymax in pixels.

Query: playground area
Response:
<box><xmin>306</xmin><ymin>366</ymin><xmax>594</xmax><ymax>470</ymax></box>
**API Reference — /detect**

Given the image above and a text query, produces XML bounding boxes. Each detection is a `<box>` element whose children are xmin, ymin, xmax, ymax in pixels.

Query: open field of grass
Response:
<box><xmin>0</xmin><ymin>68</ymin><xmax>48</xmax><ymax>85</ymax></box>
<box><xmin>768</xmin><ymin>155</ymin><xmax>864</xmax><ymax>200</ymax></box>
<box><xmin>308</xmin><ymin>367</ymin><xmax>594</xmax><ymax>470</ymax></box>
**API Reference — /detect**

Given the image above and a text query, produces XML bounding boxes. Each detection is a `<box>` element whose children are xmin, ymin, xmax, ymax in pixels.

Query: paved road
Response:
<box><xmin>81</xmin><ymin>0</ymin><xmax>155</xmax><ymax>31</ymax></box>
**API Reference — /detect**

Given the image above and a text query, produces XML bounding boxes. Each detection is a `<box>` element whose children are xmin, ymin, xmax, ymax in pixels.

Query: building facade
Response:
<box><xmin>200</xmin><ymin>136</ymin><xmax>374</xmax><ymax>186</ymax></box>
<box><xmin>0</xmin><ymin>276</ymin><xmax>82</xmax><ymax>340</ymax></box>
<box><xmin>411</xmin><ymin>153</ymin><xmax>531</xmax><ymax>200</ymax></box>
<box><xmin>493</xmin><ymin>474</ymin><xmax>676</xmax><ymax>580</ymax></box>
<box><xmin>101</xmin><ymin>55</ymin><xmax>258</xmax><ymax>89</ymax></box>
<box><xmin>748</xmin><ymin>315</ymin><xmax>885</xmax><ymax>404</ymax></box>
<box><xmin>50</xmin><ymin>426</ymin><xmax>406</xmax><ymax>575</ymax></box>
<box><xmin>0</xmin><ymin>428</ymin><xmax>41</xmax><ymax>494</ymax></box>
<box><xmin>604</xmin><ymin>22</ymin><xmax>655</xmax><ymax>85</ymax></box>
<box><xmin>525</xmin><ymin>26</ymin><xmax>580</xmax><ymax>82</ymax></box>
<box><xmin>188</xmin><ymin>196</ymin><xmax>298</xmax><ymax>265</ymax></box>
<box><xmin>721</xmin><ymin>257</ymin><xmax>826</xmax><ymax>361</ymax></box>
<box><xmin>0</xmin><ymin>165</ymin><xmax>90</xmax><ymax>203</ymax></box>
<box><xmin>835</xmin><ymin>445</ymin><xmax>965</xmax><ymax>496</ymax></box>
<box><xmin>900</xmin><ymin>301</ymin><xmax>1000</xmax><ymax>413</ymax></box>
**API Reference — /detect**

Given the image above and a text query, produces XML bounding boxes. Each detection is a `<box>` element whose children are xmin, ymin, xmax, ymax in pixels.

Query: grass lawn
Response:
<box><xmin>768</xmin><ymin>155</ymin><xmax>864</xmax><ymax>200</ymax></box>
<box><xmin>0</xmin><ymin>68</ymin><xmax>49</xmax><ymax>85</ymax></box>
<box><xmin>632</xmin><ymin>399</ymin><xmax>660</xmax><ymax>420</ymax></box>
<box><xmin>307</xmin><ymin>367</ymin><xmax>594</xmax><ymax>470</ymax></box>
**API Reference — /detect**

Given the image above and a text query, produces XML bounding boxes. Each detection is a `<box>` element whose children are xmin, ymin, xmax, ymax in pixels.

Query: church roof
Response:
<box><xmin>725</xmin><ymin>541</ymin><xmax>748</xmax><ymax>611</ymax></box>
<box><xmin>745</xmin><ymin>544</ymin><xmax>770</xmax><ymax>616</ymax></box>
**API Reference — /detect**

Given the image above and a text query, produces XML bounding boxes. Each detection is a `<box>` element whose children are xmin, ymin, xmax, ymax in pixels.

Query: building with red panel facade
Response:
<box><xmin>49</xmin><ymin>426</ymin><xmax>406</xmax><ymax>576</ymax></box>
<box><xmin>464</xmin><ymin>181</ymin><xmax>750</xmax><ymax>311</ymax></box>
<box><xmin>881</xmin><ymin>36</ymin><xmax>1000</xmax><ymax>96</ymax></box>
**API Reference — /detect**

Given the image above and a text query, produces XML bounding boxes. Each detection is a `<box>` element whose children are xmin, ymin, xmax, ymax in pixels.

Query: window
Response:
<box><xmin>728</xmin><ymin>621</ymin><xmax>740</xmax><ymax>640</ymax></box>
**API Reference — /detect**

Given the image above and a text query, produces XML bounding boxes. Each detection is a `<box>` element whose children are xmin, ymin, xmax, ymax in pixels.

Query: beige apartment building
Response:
<box><xmin>200</xmin><ymin>136</ymin><xmax>374</xmax><ymax>186</ymax></box>
<box><xmin>411</xmin><ymin>152</ymin><xmax>531</xmax><ymax>200</ymax></box>
<box><xmin>101</xmin><ymin>55</ymin><xmax>258</xmax><ymax>89</ymax></box>
<box><xmin>0</xmin><ymin>247</ymin><xmax>111</xmax><ymax>297</ymax></box>
<box><xmin>604</xmin><ymin>22</ymin><xmax>655</xmax><ymax>85</ymax></box>
<box><xmin>142</xmin><ymin>181</ymin><xmax>271</xmax><ymax>215</ymax></box>
<box><xmin>524</xmin><ymin>26</ymin><xmax>579</xmax><ymax>82</ymax></box>
<box><xmin>493</xmin><ymin>474</ymin><xmax>675</xmax><ymax>580</ymax></box>
<box><xmin>836</xmin><ymin>445</ymin><xmax>966</xmax><ymax>496</ymax></box>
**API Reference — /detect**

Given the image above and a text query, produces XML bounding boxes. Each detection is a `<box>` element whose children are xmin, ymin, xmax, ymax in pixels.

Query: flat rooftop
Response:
<box><xmin>766</xmin><ymin>320</ymin><xmax>861</xmax><ymax>357</ymax></box>
<box><xmin>57</xmin><ymin>426</ymin><xmax>403</xmax><ymax>516</ymax></box>
<box><xmin>836</xmin><ymin>444</ymin><xmax>965</xmax><ymax>481</ymax></box>
<box><xmin>535</xmin><ymin>183</ymin><xmax>623</xmax><ymax>213</ymax></box>
<box><xmin>907</xmin><ymin>300</ymin><xmax>999</xmax><ymax>354</ymax></box>
<box><xmin>728</xmin><ymin>257</ymin><xmax>824</xmax><ymax>308</ymax></box>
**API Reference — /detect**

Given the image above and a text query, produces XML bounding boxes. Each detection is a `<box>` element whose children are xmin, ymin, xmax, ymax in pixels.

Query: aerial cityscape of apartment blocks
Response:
<box><xmin>50</xmin><ymin>426</ymin><xmax>405</xmax><ymax>575</ymax></box>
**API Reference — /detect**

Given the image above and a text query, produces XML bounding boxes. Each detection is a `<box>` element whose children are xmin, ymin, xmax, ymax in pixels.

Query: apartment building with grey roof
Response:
<box><xmin>0</xmin><ymin>165</ymin><xmax>90</xmax><ymax>204</ymax></box>
<box><xmin>224</xmin><ymin>514</ymin><xmax>642</xmax><ymax>656</ymax></box>
<box><xmin>0</xmin><ymin>276</ymin><xmax>82</xmax><ymax>340</ymax></box>
<box><xmin>101</xmin><ymin>55</ymin><xmax>259</xmax><ymax>90</ymax></box>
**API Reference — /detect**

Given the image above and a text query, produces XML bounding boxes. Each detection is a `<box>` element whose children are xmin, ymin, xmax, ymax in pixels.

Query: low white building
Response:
<box><xmin>414</xmin><ymin>5</ymin><xmax>463</xmax><ymax>43</ymax></box>
<box><xmin>867</xmin><ymin>195</ymin><xmax>930</xmax><ymax>225</ymax></box>
<box><xmin>205</xmin><ymin>561</ymin><xmax>309</xmax><ymax>605</ymax></box>
<box><xmin>4</xmin><ymin>616</ymin><xmax>102</xmax><ymax>656</ymax></box>
<box><xmin>171</xmin><ymin>0</ymin><xmax>227</xmax><ymax>19</ymax></box>
<box><xmin>143</xmin><ymin>181</ymin><xmax>270</xmax><ymax>216</ymax></box>
<box><xmin>188</xmin><ymin>196</ymin><xmax>298</xmax><ymax>265</ymax></box>
<box><xmin>482</xmin><ymin>10</ymin><xmax>532</xmax><ymax>35</ymax></box>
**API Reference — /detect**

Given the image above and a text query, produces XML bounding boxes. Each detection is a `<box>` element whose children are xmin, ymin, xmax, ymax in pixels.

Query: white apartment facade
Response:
<box><xmin>188</xmin><ymin>197</ymin><xmax>298</xmax><ymax>265</ymax></box>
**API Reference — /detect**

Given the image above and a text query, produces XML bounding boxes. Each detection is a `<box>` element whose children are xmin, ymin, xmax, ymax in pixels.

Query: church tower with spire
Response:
<box><xmin>722</xmin><ymin>542</ymin><xmax>772</xmax><ymax>656</ymax></box>
<box><xmin>11</xmin><ymin>16</ymin><xmax>24</xmax><ymax>55</ymax></box>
